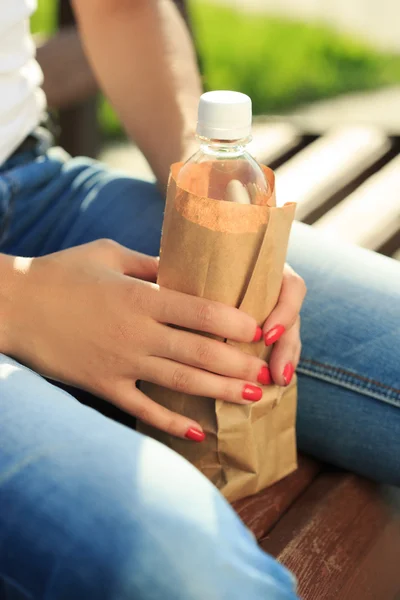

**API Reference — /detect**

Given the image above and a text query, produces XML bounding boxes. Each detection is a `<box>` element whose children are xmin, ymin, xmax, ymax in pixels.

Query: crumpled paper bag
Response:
<box><xmin>138</xmin><ymin>162</ymin><xmax>297</xmax><ymax>502</ymax></box>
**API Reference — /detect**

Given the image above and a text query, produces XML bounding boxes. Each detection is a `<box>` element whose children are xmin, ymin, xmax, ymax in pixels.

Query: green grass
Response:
<box><xmin>32</xmin><ymin>0</ymin><xmax>400</xmax><ymax>137</ymax></box>
<box><xmin>31</xmin><ymin>0</ymin><xmax>56</xmax><ymax>35</ymax></box>
<box><xmin>189</xmin><ymin>1</ymin><xmax>400</xmax><ymax>114</ymax></box>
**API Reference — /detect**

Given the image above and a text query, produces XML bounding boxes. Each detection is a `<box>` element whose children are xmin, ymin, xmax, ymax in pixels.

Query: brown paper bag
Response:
<box><xmin>138</xmin><ymin>162</ymin><xmax>297</xmax><ymax>503</ymax></box>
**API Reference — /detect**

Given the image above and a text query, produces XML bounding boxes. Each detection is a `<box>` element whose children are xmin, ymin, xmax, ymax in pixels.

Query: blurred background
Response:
<box><xmin>33</xmin><ymin>0</ymin><xmax>400</xmax><ymax>146</ymax></box>
<box><xmin>32</xmin><ymin>0</ymin><xmax>400</xmax><ymax>258</ymax></box>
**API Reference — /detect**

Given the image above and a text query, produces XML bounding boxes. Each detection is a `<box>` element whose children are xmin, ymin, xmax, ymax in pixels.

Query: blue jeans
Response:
<box><xmin>1</xmin><ymin>141</ymin><xmax>399</xmax><ymax>599</ymax></box>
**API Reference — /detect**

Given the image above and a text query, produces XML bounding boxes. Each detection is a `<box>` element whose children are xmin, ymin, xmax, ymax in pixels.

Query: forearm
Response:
<box><xmin>72</xmin><ymin>0</ymin><xmax>202</xmax><ymax>188</ymax></box>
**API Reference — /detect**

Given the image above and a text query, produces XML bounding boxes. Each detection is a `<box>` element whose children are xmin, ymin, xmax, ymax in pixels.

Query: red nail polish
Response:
<box><xmin>242</xmin><ymin>384</ymin><xmax>263</xmax><ymax>402</ymax></box>
<box><xmin>283</xmin><ymin>362</ymin><xmax>294</xmax><ymax>386</ymax></box>
<box><xmin>257</xmin><ymin>365</ymin><xmax>272</xmax><ymax>386</ymax></box>
<box><xmin>253</xmin><ymin>326</ymin><xmax>263</xmax><ymax>342</ymax></box>
<box><xmin>265</xmin><ymin>324</ymin><xmax>286</xmax><ymax>346</ymax></box>
<box><xmin>185</xmin><ymin>427</ymin><xmax>205</xmax><ymax>442</ymax></box>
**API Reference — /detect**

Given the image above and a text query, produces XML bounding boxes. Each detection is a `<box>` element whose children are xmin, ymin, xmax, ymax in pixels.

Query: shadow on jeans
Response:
<box><xmin>53</xmin><ymin>382</ymin><xmax>138</xmax><ymax>431</ymax></box>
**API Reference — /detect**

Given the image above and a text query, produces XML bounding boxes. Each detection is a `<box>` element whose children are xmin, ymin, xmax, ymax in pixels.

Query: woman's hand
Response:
<box><xmin>262</xmin><ymin>264</ymin><xmax>306</xmax><ymax>387</ymax></box>
<box><xmin>4</xmin><ymin>240</ymin><xmax>269</xmax><ymax>442</ymax></box>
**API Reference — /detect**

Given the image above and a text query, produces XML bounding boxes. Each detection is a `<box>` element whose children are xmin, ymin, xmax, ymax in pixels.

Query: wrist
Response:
<box><xmin>180</xmin><ymin>130</ymin><xmax>198</xmax><ymax>161</ymax></box>
<box><xmin>0</xmin><ymin>254</ymin><xmax>31</xmax><ymax>355</ymax></box>
<box><xmin>157</xmin><ymin>134</ymin><xmax>197</xmax><ymax>192</ymax></box>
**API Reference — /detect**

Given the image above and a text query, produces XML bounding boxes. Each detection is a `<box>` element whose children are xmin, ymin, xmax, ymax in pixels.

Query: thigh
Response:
<box><xmin>0</xmin><ymin>149</ymin><xmax>164</xmax><ymax>258</ymax></box>
<box><xmin>0</xmin><ymin>354</ymin><xmax>296</xmax><ymax>600</ymax></box>
<box><xmin>56</xmin><ymin>161</ymin><xmax>164</xmax><ymax>257</ymax></box>
<box><xmin>288</xmin><ymin>222</ymin><xmax>400</xmax><ymax>484</ymax></box>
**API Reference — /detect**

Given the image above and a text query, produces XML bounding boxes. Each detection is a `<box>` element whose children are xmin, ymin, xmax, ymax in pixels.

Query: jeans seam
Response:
<box><xmin>0</xmin><ymin>174</ymin><xmax>16</xmax><ymax>245</ymax></box>
<box><xmin>2</xmin><ymin>171</ymin><xmax>21</xmax><ymax>195</ymax></box>
<box><xmin>298</xmin><ymin>358</ymin><xmax>400</xmax><ymax>408</ymax></box>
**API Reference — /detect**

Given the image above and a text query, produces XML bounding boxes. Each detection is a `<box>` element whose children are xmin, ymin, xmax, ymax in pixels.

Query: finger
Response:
<box><xmin>88</xmin><ymin>239</ymin><xmax>159</xmax><ymax>282</ymax></box>
<box><xmin>269</xmin><ymin>317</ymin><xmax>301</xmax><ymax>387</ymax></box>
<box><xmin>142</xmin><ymin>357</ymin><xmax>264</xmax><ymax>405</ymax></box>
<box><xmin>157</xmin><ymin>324</ymin><xmax>271</xmax><ymax>384</ymax></box>
<box><xmin>111</xmin><ymin>383</ymin><xmax>206</xmax><ymax>442</ymax></box>
<box><xmin>154</xmin><ymin>287</ymin><xmax>262</xmax><ymax>344</ymax></box>
<box><xmin>263</xmin><ymin>264</ymin><xmax>306</xmax><ymax>346</ymax></box>
<box><xmin>121</xmin><ymin>249</ymin><xmax>159</xmax><ymax>282</ymax></box>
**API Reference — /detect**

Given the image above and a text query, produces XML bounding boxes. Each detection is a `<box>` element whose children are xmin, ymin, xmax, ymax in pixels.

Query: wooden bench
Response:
<box><xmin>41</xmin><ymin>2</ymin><xmax>400</xmax><ymax>597</ymax></box>
<box><xmin>233</xmin><ymin>459</ymin><xmax>400</xmax><ymax>599</ymax></box>
<box><xmin>239</xmin><ymin>125</ymin><xmax>400</xmax><ymax>597</ymax></box>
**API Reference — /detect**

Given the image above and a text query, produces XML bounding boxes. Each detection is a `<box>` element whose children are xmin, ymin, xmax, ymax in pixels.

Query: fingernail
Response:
<box><xmin>257</xmin><ymin>365</ymin><xmax>272</xmax><ymax>386</ymax></box>
<box><xmin>185</xmin><ymin>427</ymin><xmax>205</xmax><ymax>442</ymax></box>
<box><xmin>242</xmin><ymin>384</ymin><xmax>263</xmax><ymax>402</ymax></box>
<box><xmin>283</xmin><ymin>362</ymin><xmax>294</xmax><ymax>386</ymax></box>
<box><xmin>253</xmin><ymin>326</ymin><xmax>263</xmax><ymax>342</ymax></box>
<box><xmin>265</xmin><ymin>324</ymin><xmax>286</xmax><ymax>346</ymax></box>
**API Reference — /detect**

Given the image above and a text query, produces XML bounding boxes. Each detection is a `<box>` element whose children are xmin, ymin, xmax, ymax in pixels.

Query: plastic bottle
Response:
<box><xmin>177</xmin><ymin>90</ymin><xmax>268</xmax><ymax>205</ymax></box>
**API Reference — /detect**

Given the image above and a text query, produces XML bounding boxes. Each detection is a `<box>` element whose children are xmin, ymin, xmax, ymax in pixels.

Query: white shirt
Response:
<box><xmin>0</xmin><ymin>0</ymin><xmax>46</xmax><ymax>165</ymax></box>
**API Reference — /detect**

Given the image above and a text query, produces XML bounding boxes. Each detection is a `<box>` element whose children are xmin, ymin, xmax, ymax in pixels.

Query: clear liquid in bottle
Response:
<box><xmin>177</xmin><ymin>91</ymin><xmax>268</xmax><ymax>205</ymax></box>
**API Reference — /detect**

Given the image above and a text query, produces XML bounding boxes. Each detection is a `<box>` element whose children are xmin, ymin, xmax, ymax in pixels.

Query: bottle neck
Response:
<box><xmin>198</xmin><ymin>136</ymin><xmax>251</xmax><ymax>158</ymax></box>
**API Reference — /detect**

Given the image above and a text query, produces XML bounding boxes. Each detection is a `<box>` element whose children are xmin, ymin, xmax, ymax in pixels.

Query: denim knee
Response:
<box><xmin>0</xmin><ymin>355</ymin><xmax>297</xmax><ymax>600</ymax></box>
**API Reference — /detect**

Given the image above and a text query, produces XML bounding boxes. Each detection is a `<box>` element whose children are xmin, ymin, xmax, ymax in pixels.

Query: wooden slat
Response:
<box><xmin>100</xmin><ymin>122</ymin><xmax>301</xmax><ymax>180</ymax></box>
<box><xmin>314</xmin><ymin>155</ymin><xmax>400</xmax><ymax>249</ymax></box>
<box><xmin>232</xmin><ymin>455</ymin><xmax>321</xmax><ymax>540</ymax></box>
<box><xmin>248</xmin><ymin>122</ymin><xmax>300</xmax><ymax>165</ymax></box>
<box><xmin>275</xmin><ymin>127</ymin><xmax>390</xmax><ymax>216</ymax></box>
<box><xmin>261</xmin><ymin>472</ymin><xmax>400</xmax><ymax>600</ymax></box>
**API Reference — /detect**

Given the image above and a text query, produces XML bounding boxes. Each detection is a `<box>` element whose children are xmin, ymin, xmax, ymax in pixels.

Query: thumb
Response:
<box><xmin>120</xmin><ymin>247</ymin><xmax>159</xmax><ymax>282</ymax></box>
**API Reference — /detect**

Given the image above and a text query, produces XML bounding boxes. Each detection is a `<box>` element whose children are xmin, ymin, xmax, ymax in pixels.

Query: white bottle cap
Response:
<box><xmin>196</xmin><ymin>90</ymin><xmax>252</xmax><ymax>140</ymax></box>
